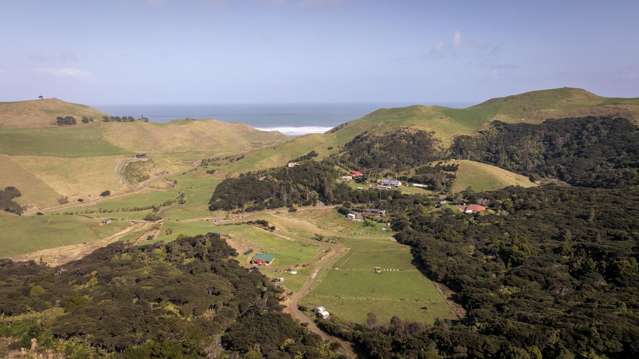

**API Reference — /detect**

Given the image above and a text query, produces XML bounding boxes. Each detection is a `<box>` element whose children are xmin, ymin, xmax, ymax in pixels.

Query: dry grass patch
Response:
<box><xmin>451</xmin><ymin>160</ymin><xmax>537</xmax><ymax>193</ymax></box>
<box><xmin>0</xmin><ymin>155</ymin><xmax>61</xmax><ymax>207</ymax></box>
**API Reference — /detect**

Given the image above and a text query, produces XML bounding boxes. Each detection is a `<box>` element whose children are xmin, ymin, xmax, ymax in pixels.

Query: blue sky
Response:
<box><xmin>1</xmin><ymin>0</ymin><xmax>638</xmax><ymax>104</ymax></box>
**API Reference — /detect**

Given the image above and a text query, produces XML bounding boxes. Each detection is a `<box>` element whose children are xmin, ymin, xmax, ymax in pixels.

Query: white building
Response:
<box><xmin>315</xmin><ymin>306</ymin><xmax>330</xmax><ymax>319</ymax></box>
<box><xmin>381</xmin><ymin>178</ymin><xmax>402</xmax><ymax>187</ymax></box>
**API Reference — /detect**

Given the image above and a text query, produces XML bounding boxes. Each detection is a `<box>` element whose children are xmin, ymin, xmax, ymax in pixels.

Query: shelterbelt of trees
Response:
<box><xmin>320</xmin><ymin>186</ymin><xmax>639</xmax><ymax>358</ymax></box>
<box><xmin>451</xmin><ymin>116</ymin><xmax>639</xmax><ymax>188</ymax></box>
<box><xmin>0</xmin><ymin>234</ymin><xmax>340</xmax><ymax>358</ymax></box>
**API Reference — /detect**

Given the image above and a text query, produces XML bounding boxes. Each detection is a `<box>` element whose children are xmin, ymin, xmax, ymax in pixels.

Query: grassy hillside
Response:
<box><xmin>0</xmin><ymin>99</ymin><xmax>287</xmax><ymax>208</ymax></box>
<box><xmin>450</xmin><ymin>160</ymin><xmax>537</xmax><ymax>193</ymax></box>
<box><xmin>0</xmin><ymin>127</ymin><xmax>129</xmax><ymax>157</ymax></box>
<box><xmin>0</xmin><ymin>98</ymin><xmax>105</xmax><ymax>128</ymax></box>
<box><xmin>101</xmin><ymin>119</ymin><xmax>286</xmax><ymax>154</ymax></box>
<box><xmin>0</xmin><ymin>155</ymin><xmax>61</xmax><ymax>207</ymax></box>
<box><xmin>228</xmin><ymin>87</ymin><xmax>639</xmax><ymax>175</ymax></box>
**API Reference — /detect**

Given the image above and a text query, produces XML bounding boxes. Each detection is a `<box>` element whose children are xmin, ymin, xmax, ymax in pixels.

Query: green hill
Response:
<box><xmin>224</xmin><ymin>87</ymin><xmax>639</xmax><ymax>175</ymax></box>
<box><xmin>0</xmin><ymin>99</ymin><xmax>288</xmax><ymax>208</ymax></box>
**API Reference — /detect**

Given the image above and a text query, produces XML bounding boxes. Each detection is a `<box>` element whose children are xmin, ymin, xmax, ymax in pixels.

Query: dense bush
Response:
<box><xmin>0</xmin><ymin>186</ymin><xmax>23</xmax><ymax>215</ymax></box>
<box><xmin>451</xmin><ymin>116</ymin><xmax>639</xmax><ymax>188</ymax></box>
<box><xmin>0</xmin><ymin>234</ymin><xmax>337</xmax><ymax>357</ymax></box>
<box><xmin>56</xmin><ymin>116</ymin><xmax>76</xmax><ymax>126</ymax></box>
<box><xmin>338</xmin><ymin>186</ymin><xmax>639</xmax><ymax>358</ymax></box>
<box><xmin>338</xmin><ymin>129</ymin><xmax>444</xmax><ymax>172</ymax></box>
<box><xmin>209</xmin><ymin>161</ymin><xmax>399</xmax><ymax>211</ymax></box>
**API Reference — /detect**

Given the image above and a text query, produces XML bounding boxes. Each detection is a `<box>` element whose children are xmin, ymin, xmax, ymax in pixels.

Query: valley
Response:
<box><xmin>1</xmin><ymin>87</ymin><xmax>639</xmax><ymax>358</ymax></box>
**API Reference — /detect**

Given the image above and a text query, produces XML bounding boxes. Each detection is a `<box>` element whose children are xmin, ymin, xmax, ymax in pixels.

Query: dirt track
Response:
<box><xmin>281</xmin><ymin>244</ymin><xmax>356</xmax><ymax>358</ymax></box>
<box><xmin>12</xmin><ymin>222</ymin><xmax>148</xmax><ymax>266</ymax></box>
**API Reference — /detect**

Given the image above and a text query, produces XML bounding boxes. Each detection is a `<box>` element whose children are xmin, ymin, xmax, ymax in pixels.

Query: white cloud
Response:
<box><xmin>35</xmin><ymin>67</ymin><xmax>93</xmax><ymax>79</ymax></box>
<box><xmin>453</xmin><ymin>31</ymin><xmax>463</xmax><ymax>48</ymax></box>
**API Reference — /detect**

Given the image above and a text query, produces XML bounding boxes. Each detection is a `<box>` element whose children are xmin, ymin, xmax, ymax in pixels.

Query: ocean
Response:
<box><xmin>95</xmin><ymin>102</ymin><xmax>470</xmax><ymax>136</ymax></box>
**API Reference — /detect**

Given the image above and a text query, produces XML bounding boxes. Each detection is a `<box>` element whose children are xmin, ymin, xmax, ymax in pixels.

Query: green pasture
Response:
<box><xmin>0</xmin><ymin>127</ymin><xmax>128</xmax><ymax>157</ymax></box>
<box><xmin>0</xmin><ymin>214</ymin><xmax>128</xmax><ymax>258</ymax></box>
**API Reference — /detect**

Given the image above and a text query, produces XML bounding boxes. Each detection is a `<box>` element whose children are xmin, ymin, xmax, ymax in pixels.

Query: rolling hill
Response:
<box><xmin>224</xmin><ymin>87</ymin><xmax>639</xmax><ymax>175</ymax></box>
<box><xmin>0</xmin><ymin>99</ymin><xmax>288</xmax><ymax>208</ymax></box>
<box><xmin>0</xmin><ymin>98</ymin><xmax>106</xmax><ymax>128</ymax></box>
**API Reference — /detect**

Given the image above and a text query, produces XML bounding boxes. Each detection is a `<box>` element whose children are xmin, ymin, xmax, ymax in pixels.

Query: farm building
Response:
<box><xmin>351</xmin><ymin>170</ymin><xmax>364</xmax><ymax>178</ymax></box>
<box><xmin>287</xmin><ymin>162</ymin><xmax>299</xmax><ymax>168</ymax></box>
<box><xmin>409</xmin><ymin>182</ymin><xmax>429</xmax><ymax>188</ymax></box>
<box><xmin>315</xmin><ymin>306</ymin><xmax>330</xmax><ymax>319</ymax></box>
<box><xmin>251</xmin><ymin>253</ymin><xmax>274</xmax><ymax>266</ymax></box>
<box><xmin>459</xmin><ymin>204</ymin><xmax>487</xmax><ymax>214</ymax></box>
<box><xmin>380</xmin><ymin>178</ymin><xmax>402</xmax><ymax>187</ymax></box>
<box><xmin>347</xmin><ymin>212</ymin><xmax>364</xmax><ymax>221</ymax></box>
<box><xmin>363</xmin><ymin>208</ymin><xmax>386</xmax><ymax>216</ymax></box>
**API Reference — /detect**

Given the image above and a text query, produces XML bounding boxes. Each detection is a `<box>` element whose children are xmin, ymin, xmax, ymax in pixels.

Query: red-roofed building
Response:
<box><xmin>459</xmin><ymin>204</ymin><xmax>487</xmax><ymax>214</ymax></box>
<box><xmin>351</xmin><ymin>170</ymin><xmax>364</xmax><ymax>177</ymax></box>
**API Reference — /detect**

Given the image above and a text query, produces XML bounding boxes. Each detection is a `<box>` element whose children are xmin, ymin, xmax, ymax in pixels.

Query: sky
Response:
<box><xmin>1</xmin><ymin>0</ymin><xmax>638</xmax><ymax>104</ymax></box>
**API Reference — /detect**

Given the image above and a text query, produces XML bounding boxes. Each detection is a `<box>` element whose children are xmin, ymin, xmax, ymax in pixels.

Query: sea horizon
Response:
<box><xmin>94</xmin><ymin>102</ymin><xmax>471</xmax><ymax>135</ymax></box>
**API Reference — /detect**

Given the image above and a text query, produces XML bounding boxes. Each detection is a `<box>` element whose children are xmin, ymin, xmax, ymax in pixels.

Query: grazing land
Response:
<box><xmin>450</xmin><ymin>159</ymin><xmax>537</xmax><ymax>193</ymax></box>
<box><xmin>0</xmin><ymin>98</ymin><xmax>105</xmax><ymax>128</ymax></box>
<box><xmin>0</xmin><ymin>127</ymin><xmax>128</xmax><ymax>157</ymax></box>
<box><xmin>0</xmin><ymin>214</ymin><xmax>129</xmax><ymax>258</ymax></box>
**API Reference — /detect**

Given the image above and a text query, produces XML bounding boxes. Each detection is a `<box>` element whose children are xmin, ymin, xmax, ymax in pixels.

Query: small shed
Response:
<box><xmin>351</xmin><ymin>170</ymin><xmax>364</xmax><ymax>178</ymax></box>
<box><xmin>381</xmin><ymin>178</ymin><xmax>402</xmax><ymax>187</ymax></box>
<box><xmin>315</xmin><ymin>306</ymin><xmax>330</xmax><ymax>319</ymax></box>
<box><xmin>347</xmin><ymin>212</ymin><xmax>363</xmax><ymax>221</ymax></box>
<box><xmin>251</xmin><ymin>253</ymin><xmax>274</xmax><ymax>266</ymax></box>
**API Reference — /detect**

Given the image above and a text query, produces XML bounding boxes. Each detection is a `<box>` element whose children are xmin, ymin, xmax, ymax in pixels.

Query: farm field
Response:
<box><xmin>0</xmin><ymin>213</ymin><xmax>129</xmax><ymax>258</ymax></box>
<box><xmin>290</xmin><ymin>208</ymin><xmax>456</xmax><ymax>324</ymax></box>
<box><xmin>0</xmin><ymin>155</ymin><xmax>61</xmax><ymax>207</ymax></box>
<box><xmin>450</xmin><ymin>159</ymin><xmax>537</xmax><ymax>193</ymax></box>
<box><xmin>0</xmin><ymin>127</ymin><xmax>128</xmax><ymax>157</ymax></box>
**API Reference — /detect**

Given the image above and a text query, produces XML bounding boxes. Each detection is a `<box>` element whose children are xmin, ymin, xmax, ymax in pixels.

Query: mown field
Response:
<box><xmin>291</xmin><ymin>209</ymin><xmax>456</xmax><ymax>324</ymax></box>
<box><xmin>0</xmin><ymin>213</ymin><xmax>129</xmax><ymax>257</ymax></box>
